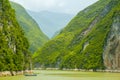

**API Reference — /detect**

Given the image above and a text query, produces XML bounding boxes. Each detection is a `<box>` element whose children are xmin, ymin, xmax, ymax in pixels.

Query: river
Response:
<box><xmin>0</xmin><ymin>70</ymin><xmax>120</xmax><ymax>80</ymax></box>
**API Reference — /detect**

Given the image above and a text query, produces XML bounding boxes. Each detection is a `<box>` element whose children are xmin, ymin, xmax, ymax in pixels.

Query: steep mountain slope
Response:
<box><xmin>0</xmin><ymin>0</ymin><xmax>30</xmax><ymax>75</ymax></box>
<box><xmin>33</xmin><ymin>0</ymin><xmax>120</xmax><ymax>70</ymax></box>
<box><xmin>27</xmin><ymin>10</ymin><xmax>74</xmax><ymax>38</ymax></box>
<box><xmin>10</xmin><ymin>2</ymin><xmax>49</xmax><ymax>53</ymax></box>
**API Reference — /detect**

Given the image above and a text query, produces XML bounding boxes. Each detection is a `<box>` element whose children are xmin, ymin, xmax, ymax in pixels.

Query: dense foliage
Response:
<box><xmin>0</xmin><ymin>0</ymin><xmax>31</xmax><ymax>75</ymax></box>
<box><xmin>10</xmin><ymin>2</ymin><xmax>49</xmax><ymax>53</ymax></box>
<box><xmin>33</xmin><ymin>0</ymin><xmax>120</xmax><ymax>70</ymax></box>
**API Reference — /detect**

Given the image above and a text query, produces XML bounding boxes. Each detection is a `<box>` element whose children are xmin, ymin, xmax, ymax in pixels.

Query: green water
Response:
<box><xmin>0</xmin><ymin>70</ymin><xmax>120</xmax><ymax>80</ymax></box>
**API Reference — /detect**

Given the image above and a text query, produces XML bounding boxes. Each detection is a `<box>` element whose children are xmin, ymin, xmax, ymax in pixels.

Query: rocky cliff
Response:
<box><xmin>103</xmin><ymin>10</ymin><xmax>120</xmax><ymax>69</ymax></box>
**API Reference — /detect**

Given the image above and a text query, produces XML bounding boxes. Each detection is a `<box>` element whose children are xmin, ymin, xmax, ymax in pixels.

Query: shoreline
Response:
<box><xmin>0</xmin><ymin>69</ymin><xmax>120</xmax><ymax>77</ymax></box>
<box><xmin>0</xmin><ymin>70</ymin><xmax>33</xmax><ymax>77</ymax></box>
<box><xmin>35</xmin><ymin>68</ymin><xmax>120</xmax><ymax>73</ymax></box>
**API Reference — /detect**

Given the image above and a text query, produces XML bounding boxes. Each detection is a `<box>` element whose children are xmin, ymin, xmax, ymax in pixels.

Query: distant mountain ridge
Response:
<box><xmin>10</xmin><ymin>2</ymin><xmax>49</xmax><ymax>53</ymax></box>
<box><xmin>27</xmin><ymin>10</ymin><xmax>74</xmax><ymax>38</ymax></box>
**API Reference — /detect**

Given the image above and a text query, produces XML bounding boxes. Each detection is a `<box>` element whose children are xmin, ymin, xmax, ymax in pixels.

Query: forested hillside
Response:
<box><xmin>10</xmin><ymin>2</ymin><xmax>49</xmax><ymax>53</ymax></box>
<box><xmin>0</xmin><ymin>0</ymin><xmax>31</xmax><ymax>75</ymax></box>
<box><xmin>33</xmin><ymin>0</ymin><xmax>120</xmax><ymax>70</ymax></box>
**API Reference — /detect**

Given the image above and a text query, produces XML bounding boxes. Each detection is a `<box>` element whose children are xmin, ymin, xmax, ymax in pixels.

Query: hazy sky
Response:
<box><xmin>10</xmin><ymin>0</ymin><xmax>98</xmax><ymax>14</ymax></box>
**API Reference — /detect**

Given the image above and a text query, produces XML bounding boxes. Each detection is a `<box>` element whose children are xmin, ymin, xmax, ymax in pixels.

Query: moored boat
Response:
<box><xmin>24</xmin><ymin>74</ymin><xmax>37</xmax><ymax>76</ymax></box>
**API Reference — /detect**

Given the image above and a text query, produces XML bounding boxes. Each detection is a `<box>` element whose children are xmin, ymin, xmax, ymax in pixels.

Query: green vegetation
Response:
<box><xmin>33</xmin><ymin>0</ymin><xmax>120</xmax><ymax>70</ymax></box>
<box><xmin>0</xmin><ymin>0</ymin><xmax>31</xmax><ymax>75</ymax></box>
<box><xmin>10</xmin><ymin>2</ymin><xmax>49</xmax><ymax>53</ymax></box>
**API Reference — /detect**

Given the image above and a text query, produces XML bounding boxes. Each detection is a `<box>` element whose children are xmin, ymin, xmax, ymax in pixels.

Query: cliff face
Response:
<box><xmin>103</xmin><ymin>11</ymin><xmax>120</xmax><ymax>69</ymax></box>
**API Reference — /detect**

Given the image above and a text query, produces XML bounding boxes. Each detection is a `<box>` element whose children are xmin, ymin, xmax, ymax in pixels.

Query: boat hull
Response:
<box><xmin>24</xmin><ymin>74</ymin><xmax>37</xmax><ymax>76</ymax></box>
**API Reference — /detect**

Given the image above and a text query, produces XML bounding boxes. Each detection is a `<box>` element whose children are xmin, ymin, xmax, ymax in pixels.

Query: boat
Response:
<box><xmin>24</xmin><ymin>74</ymin><xmax>37</xmax><ymax>76</ymax></box>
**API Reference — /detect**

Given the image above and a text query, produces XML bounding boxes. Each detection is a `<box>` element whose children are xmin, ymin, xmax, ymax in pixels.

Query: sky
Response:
<box><xmin>10</xmin><ymin>0</ymin><xmax>98</xmax><ymax>14</ymax></box>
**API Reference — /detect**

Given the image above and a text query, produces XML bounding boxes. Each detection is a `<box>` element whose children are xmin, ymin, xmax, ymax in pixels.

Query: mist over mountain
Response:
<box><xmin>27</xmin><ymin>10</ymin><xmax>74</xmax><ymax>38</ymax></box>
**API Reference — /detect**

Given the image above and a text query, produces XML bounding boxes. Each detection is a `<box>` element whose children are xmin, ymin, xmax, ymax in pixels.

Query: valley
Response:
<box><xmin>0</xmin><ymin>0</ymin><xmax>120</xmax><ymax>79</ymax></box>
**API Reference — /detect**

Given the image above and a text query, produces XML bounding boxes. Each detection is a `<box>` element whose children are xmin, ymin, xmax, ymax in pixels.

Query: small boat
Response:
<box><xmin>24</xmin><ymin>74</ymin><xmax>37</xmax><ymax>76</ymax></box>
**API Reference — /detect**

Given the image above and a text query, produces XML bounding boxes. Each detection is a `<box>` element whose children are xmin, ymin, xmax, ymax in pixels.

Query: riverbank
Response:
<box><xmin>35</xmin><ymin>68</ymin><xmax>120</xmax><ymax>73</ymax></box>
<box><xmin>0</xmin><ymin>70</ymin><xmax>33</xmax><ymax>77</ymax></box>
<box><xmin>0</xmin><ymin>71</ymin><xmax>22</xmax><ymax>77</ymax></box>
<box><xmin>1</xmin><ymin>68</ymin><xmax>120</xmax><ymax>77</ymax></box>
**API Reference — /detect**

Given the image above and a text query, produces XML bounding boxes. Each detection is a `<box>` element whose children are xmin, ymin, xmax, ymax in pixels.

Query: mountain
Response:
<box><xmin>0</xmin><ymin>0</ymin><xmax>31</xmax><ymax>75</ymax></box>
<box><xmin>33</xmin><ymin>0</ymin><xmax>120</xmax><ymax>70</ymax></box>
<box><xmin>27</xmin><ymin>10</ymin><xmax>74</xmax><ymax>38</ymax></box>
<box><xmin>10</xmin><ymin>2</ymin><xmax>49</xmax><ymax>53</ymax></box>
